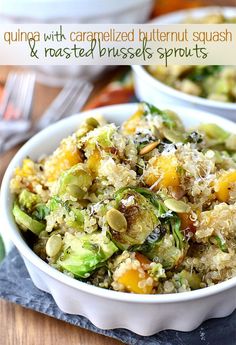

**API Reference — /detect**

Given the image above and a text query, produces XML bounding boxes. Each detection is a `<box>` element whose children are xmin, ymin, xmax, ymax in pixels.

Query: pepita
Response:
<box><xmin>139</xmin><ymin>141</ymin><xmax>160</xmax><ymax>155</ymax></box>
<box><xmin>66</xmin><ymin>184</ymin><xmax>86</xmax><ymax>199</ymax></box>
<box><xmin>164</xmin><ymin>198</ymin><xmax>191</xmax><ymax>213</ymax></box>
<box><xmin>226</xmin><ymin>133</ymin><xmax>236</xmax><ymax>150</ymax></box>
<box><xmin>198</xmin><ymin>123</ymin><xmax>228</xmax><ymax>142</ymax></box>
<box><xmin>86</xmin><ymin>117</ymin><xmax>99</xmax><ymax>128</ymax></box>
<box><xmin>59</xmin><ymin>166</ymin><xmax>93</xmax><ymax>197</ymax></box>
<box><xmin>39</xmin><ymin>230</ymin><xmax>49</xmax><ymax>239</ymax></box>
<box><xmin>46</xmin><ymin>234</ymin><xmax>62</xmax><ymax>257</ymax></box>
<box><xmin>106</xmin><ymin>208</ymin><xmax>127</xmax><ymax>232</ymax></box>
<box><xmin>162</xmin><ymin>127</ymin><xmax>184</xmax><ymax>143</ymax></box>
<box><xmin>151</xmin><ymin>125</ymin><xmax>162</xmax><ymax>139</ymax></box>
<box><xmin>164</xmin><ymin>110</ymin><xmax>184</xmax><ymax>131</ymax></box>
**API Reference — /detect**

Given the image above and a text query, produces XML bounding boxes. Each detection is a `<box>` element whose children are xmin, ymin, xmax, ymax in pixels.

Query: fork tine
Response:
<box><xmin>0</xmin><ymin>72</ymin><xmax>17</xmax><ymax>119</ymax></box>
<box><xmin>56</xmin><ymin>81</ymin><xmax>93</xmax><ymax>117</ymax></box>
<box><xmin>13</xmin><ymin>73</ymin><xmax>35</xmax><ymax>121</ymax></box>
<box><xmin>0</xmin><ymin>72</ymin><xmax>35</xmax><ymax>135</ymax></box>
<box><xmin>15</xmin><ymin>73</ymin><xmax>29</xmax><ymax>119</ymax></box>
<box><xmin>69</xmin><ymin>82</ymin><xmax>93</xmax><ymax>115</ymax></box>
<box><xmin>11</xmin><ymin>73</ymin><xmax>24</xmax><ymax>119</ymax></box>
<box><xmin>21</xmin><ymin>73</ymin><xmax>35</xmax><ymax>121</ymax></box>
<box><xmin>60</xmin><ymin>82</ymin><xmax>93</xmax><ymax>119</ymax></box>
<box><xmin>1</xmin><ymin>79</ymin><xmax>93</xmax><ymax>153</ymax></box>
<box><xmin>55</xmin><ymin>83</ymin><xmax>84</xmax><ymax>118</ymax></box>
<box><xmin>37</xmin><ymin>79</ymin><xmax>84</xmax><ymax>129</ymax></box>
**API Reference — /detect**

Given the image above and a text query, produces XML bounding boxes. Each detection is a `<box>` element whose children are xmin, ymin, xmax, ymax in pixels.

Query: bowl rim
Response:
<box><xmin>133</xmin><ymin>5</ymin><xmax>236</xmax><ymax>110</ymax></box>
<box><xmin>132</xmin><ymin>65</ymin><xmax>236</xmax><ymax>110</ymax></box>
<box><xmin>150</xmin><ymin>5</ymin><xmax>236</xmax><ymax>24</ymax></box>
<box><xmin>1</xmin><ymin>0</ymin><xmax>154</xmax><ymax>21</ymax></box>
<box><xmin>1</xmin><ymin>103</ymin><xmax>236</xmax><ymax>304</ymax></box>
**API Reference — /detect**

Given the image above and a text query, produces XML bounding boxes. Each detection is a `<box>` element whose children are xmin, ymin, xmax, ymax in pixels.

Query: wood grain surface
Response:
<box><xmin>0</xmin><ymin>65</ymin><xmax>122</xmax><ymax>345</ymax></box>
<box><xmin>0</xmin><ymin>300</ymin><xmax>121</xmax><ymax>345</ymax></box>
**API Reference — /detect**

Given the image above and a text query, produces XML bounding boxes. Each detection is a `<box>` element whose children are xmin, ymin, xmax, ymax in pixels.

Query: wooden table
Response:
<box><xmin>0</xmin><ymin>66</ymin><xmax>122</xmax><ymax>345</ymax></box>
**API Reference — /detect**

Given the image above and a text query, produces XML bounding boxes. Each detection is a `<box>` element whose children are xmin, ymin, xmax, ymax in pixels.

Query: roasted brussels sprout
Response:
<box><xmin>57</xmin><ymin>232</ymin><xmax>118</xmax><ymax>278</ymax></box>
<box><xmin>143</xmin><ymin>103</ymin><xmax>184</xmax><ymax>131</ymax></box>
<box><xmin>143</xmin><ymin>234</ymin><xmax>185</xmax><ymax>269</ymax></box>
<box><xmin>19</xmin><ymin>190</ymin><xmax>41</xmax><ymax>211</ymax></box>
<box><xmin>117</xmin><ymin>188</ymin><xmax>189</xmax><ymax>269</ymax></box>
<box><xmin>83</xmin><ymin>124</ymin><xmax>116</xmax><ymax>151</ymax></box>
<box><xmin>198</xmin><ymin>123</ymin><xmax>229</xmax><ymax>147</ymax></box>
<box><xmin>13</xmin><ymin>203</ymin><xmax>45</xmax><ymax>235</ymax></box>
<box><xmin>111</xmin><ymin>188</ymin><xmax>160</xmax><ymax>249</ymax></box>
<box><xmin>58</xmin><ymin>163</ymin><xmax>92</xmax><ymax>199</ymax></box>
<box><xmin>48</xmin><ymin>196</ymin><xmax>84</xmax><ymax>231</ymax></box>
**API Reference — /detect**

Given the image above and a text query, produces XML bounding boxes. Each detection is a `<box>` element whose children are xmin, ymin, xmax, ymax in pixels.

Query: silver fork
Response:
<box><xmin>1</xmin><ymin>79</ymin><xmax>93</xmax><ymax>153</ymax></box>
<box><xmin>0</xmin><ymin>72</ymin><xmax>35</xmax><ymax>133</ymax></box>
<box><xmin>0</xmin><ymin>72</ymin><xmax>35</xmax><ymax>152</ymax></box>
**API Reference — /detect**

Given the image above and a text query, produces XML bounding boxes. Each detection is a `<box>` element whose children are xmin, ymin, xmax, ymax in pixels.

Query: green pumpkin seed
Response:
<box><xmin>39</xmin><ymin>230</ymin><xmax>49</xmax><ymax>239</ymax></box>
<box><xmin>151</xmin><ymin>125</ymin><xmax>162</xmax><ymax>139</ymax></box>
<box><xmin>86</xmin><ymin>117</ymin><xmax>99</xmax><ymax>128</ymax></box>
<box><xmin>59</xmin><ymin>167</ymin><xmax>92</xmax><ymax>197</ymax></box>
<box><xmin>162</xmin><ymin>127</ymin><xmax>184</xmax><ymax>143</ymax></box>
<box><xmin>139</xmin><ymin>141</ymin><xmax>160</xmax><ymax>155</ymax></box>
<box><xmin>198</xmin><ymin>123</ymin><xmax>229</xmax><ymax>142</ymax></box>
<box><xmin>226</xmin><ymin>133</ymin><xmax>236</xmax><ymax>150</ymax></box>
<box><xmin>66</xmin><ymin>184</ymin><xmax>86</xmax><ymax>199</ymax></box>
<box><xmin>213</xmin><ymin>150</ymin><xmax>223</xmax><ymax>164</ymax></box>
<box><xmin>46</xmin><ymin>234</ymin><xmax>62</xmax><ymax>257</ymax></box>
<box><xmin>164</xmin><ymin>198</ymin><xmax>191</xmax><ymax>213</ymax></box>
<box><xmin>106</xmin><ymin>208</ymin><xmax>127</xmax><ymax>233</ymax></box>
<box><xmin>164</xmin><ymin>110</ymin><xmax>184</xmax><ymax>131</ymax></box>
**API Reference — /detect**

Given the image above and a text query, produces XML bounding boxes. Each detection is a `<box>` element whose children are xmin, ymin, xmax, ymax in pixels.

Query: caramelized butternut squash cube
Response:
<box><xmin>87</xmin><ymin>149</ymin><xmax>101</xmax><ymax>175</ymax></box>
<box><xmin>45</xmin><ymin>138</ymin><xmax>83</xmax><ymax>182</ymax></box>
<box><xmin>145</xmin><ymin>155</ymin><xmax>180</xmax><ymax>190</ymax></box>
<box><xmin>117</xmin><ymin>253</ymin><xmax>153</xmax><ymax>294</ymax></box>
<box><xmin>215</xmin><ymin>171</ymin><xmax>236</xmax><ymax>202</ymax></box>
<box><xmin>122</xmin><ymin>108</ymin><xmax>144</xmax><ymax>135</ymax></box>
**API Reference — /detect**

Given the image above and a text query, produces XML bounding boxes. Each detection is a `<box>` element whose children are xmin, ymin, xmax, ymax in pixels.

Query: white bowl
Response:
<box><xmin>132</xmin><ymin>6</ymin><xmax>236</xmax><ymax>122</ymax></box>
<box><xmin>0</xmin><ymin>0</ymin><xmax>154</xmax><ymax>86</ymax></box>
<box><xmin>1</xmin><ymin>103</ymin><xmax>236</xmax><ymax>336</ymax></box>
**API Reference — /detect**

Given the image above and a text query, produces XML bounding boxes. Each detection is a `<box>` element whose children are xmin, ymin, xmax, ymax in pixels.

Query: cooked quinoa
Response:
<box><xmin>11</xmin><ymin>103</ymin><xmax>236</xmax><ymax>294</ymax></box>
<box><xmin>147</xmin><ymin>13</ymin><xmax>236</xmax><ymax>102</ymax></box>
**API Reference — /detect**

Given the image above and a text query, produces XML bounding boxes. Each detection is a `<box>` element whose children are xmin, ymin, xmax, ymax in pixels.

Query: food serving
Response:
<box><xmin>147</xmin><ymin>12</ymin><xmax>236</xmax><ymax>103</ymax></box>
<box><xmin>11</xmin><ymin>102</ymin><xmax>236</xmax><ymax>294</ymax></box>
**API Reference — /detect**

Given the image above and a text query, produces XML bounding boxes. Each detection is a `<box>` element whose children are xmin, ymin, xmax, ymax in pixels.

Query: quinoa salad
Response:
<box><xmin>11</xmin><ymin>103</ymin><xmax>236</xmax><ymax>294</ymax></box>
<box><xmin>147</xmin><ymin>12</ymin><xmax>236</xmax><ymax>103</ymax></box>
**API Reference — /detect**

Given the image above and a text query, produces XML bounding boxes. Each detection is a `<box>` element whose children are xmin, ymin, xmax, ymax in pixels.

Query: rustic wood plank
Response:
<box><xmin>0</xmin><ymin>300</ymin><xmax>122</xmax><ymax>345</ymax></box>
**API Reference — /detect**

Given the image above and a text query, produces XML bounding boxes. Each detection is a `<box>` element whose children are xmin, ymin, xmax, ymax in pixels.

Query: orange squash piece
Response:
<box><xmin>122</xmin><ymin>108</ymin><xmax>144</xmax><ymax>135</ymax></box>
<box><xmin>117</xmin><ymin>253</ymin><xmax>154</xmax><ymax>294</ymax></box>
<box><xmin>178</xmin><ymin>213</ymin><xmax>196</xmax><ymax>234</ymax></box>
<box><xmin>215</xmin><ymin>171</ymin><xmax>236</xmax><ymax>202</ymax></box>
<box><xmin>45</xmin><ymin>139</ymin><xmax>83</xmax><ymax>182</ymax></box>
<box><xmin>87</xmin><ymin>149</ymin><xmax>101</xmax><ymax>176</ymax></box>
<box><xmin>145</xmin><ymin>155</ymin><xmax>180</xmax><ymax>190</ymax></box>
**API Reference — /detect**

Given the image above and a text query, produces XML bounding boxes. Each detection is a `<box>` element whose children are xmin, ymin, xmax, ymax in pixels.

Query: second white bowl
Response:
<box><xmin>132</xmin><ymin>7</ymin><xmax>236</xmax><ymax>121</ymax></box>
